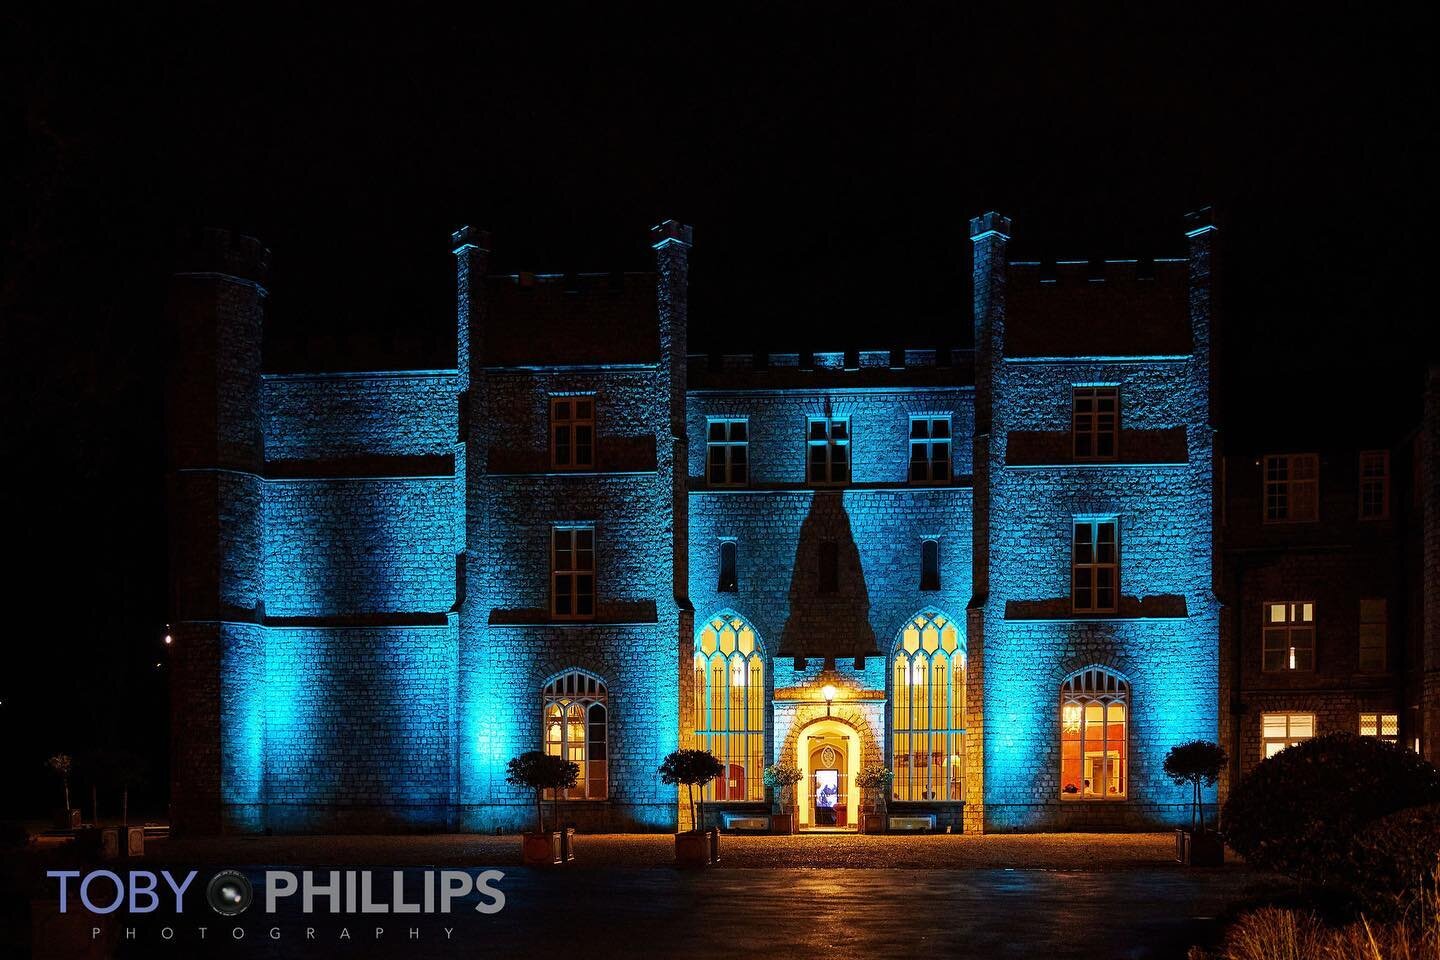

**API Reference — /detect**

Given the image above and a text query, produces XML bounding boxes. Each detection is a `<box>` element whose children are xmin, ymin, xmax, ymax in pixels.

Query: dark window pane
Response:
<box><xmin>819</xmin><ymin>542</ymin><xmax>839</xmax><ymax>593</ymax></box>
<box><xmin>921</xmin><ymin>540</ymin><xmax>940</xmax><ymax>591</ymax></box>
<box><xmin>719</xmin><ymin>542</ymin><xmax>738</xmax><ymax>592</ymax></box>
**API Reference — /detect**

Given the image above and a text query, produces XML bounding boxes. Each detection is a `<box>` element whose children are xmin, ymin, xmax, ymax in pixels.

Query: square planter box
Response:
<box><xmin>861</xmin><ymin>813</ymin><xmax>885</xmax><ymax>834</ymax></box>
<box><xmin>675</xmin><ymin>828</ymin><xmax>720</xmax><ymax>866</ymax></box>
<box><xmin>770</xmin><ymin>813</ymin><xmax>795</xmax><ymax>835</ymax></box>
<box><xmin>521</xmin><ymin>829</ymin><xmax>575</xmax><ymax>866</ymax></box>
<box><xmin>1175</xmin><ymin>828</ymin><xmax>1225</xmax><ymax>866</ymax></box>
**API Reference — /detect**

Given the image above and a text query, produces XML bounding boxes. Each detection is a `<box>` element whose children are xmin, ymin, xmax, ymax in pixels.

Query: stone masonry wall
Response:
<box><xmin>262</xmin><ymin>372</ymin><xmax>458</xmax><ymax>460</ymax></box>
<box><xmin>262</xmin><ymin>477</ymin><xmax>460</xmax><ymax>617</ymax></box>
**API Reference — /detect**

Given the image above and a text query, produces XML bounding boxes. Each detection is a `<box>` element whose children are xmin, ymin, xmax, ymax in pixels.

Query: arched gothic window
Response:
<box><xmin>892</xmin><ymin>610</ymin><xmax>965</xmax><ymax>801</ymax></box>
<box><xmin>1060</xmin><ymin>666</ymin><xmax>1128</xmax><ymax>799</ymax></box>
<box><xmin>693</xmin><ymin>614</ymin><xmax>765</xmax><ymax>802</ymax></box>
<box><xmin>543</xmin><ymin>670</ymin><xmax>607</xmax><ymax>800</ymax></box>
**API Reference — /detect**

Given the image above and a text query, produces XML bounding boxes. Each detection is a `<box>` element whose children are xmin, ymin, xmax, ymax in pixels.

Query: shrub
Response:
<box><xmin>505</xmin><ymin>751</ymin><xmax>578</xmax><ymax>835</ymax></box>
<box><xmin>1222</xmin><ymin>734</ymin><xmax>1440</xmax><ymax>886</ymax></box>
<box><xmin>1345</xmin><ymin>803</ymin><xmax>1440</xmax><ymax>919</ymax></box>
<box><xmin>1164</xmin><ymin>740</ymin><xmax>1227</xmax><ymax>831</ymax></box>
<box><xmin>762</xmin><ymin>763</ymin><xmax>803</xmax><ymax>811</ymax></box>
<box><xmin>659</xmin><ymin>749</ymin><xmax>724</xmax><ymax>831</ymax></box>
<box><xmin>1188</xmin><ymin>881</ymin><xmax>1440</xmax><ymax>960</ymax></box>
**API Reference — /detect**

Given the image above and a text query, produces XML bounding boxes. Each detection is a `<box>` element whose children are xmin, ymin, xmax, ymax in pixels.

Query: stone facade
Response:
<box><xmin>1219</xmin><ymin>369</ymin><xmax>1438</xmax><ymax>783</ymax></box>
<box><xmin>167</xmin><ymin>212</ymin><xmax>1259</xmax><ymax>835</ymax></box>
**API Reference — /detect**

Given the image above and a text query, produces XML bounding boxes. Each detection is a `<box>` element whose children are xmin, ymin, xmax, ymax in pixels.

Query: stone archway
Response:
<box><xmin>777</xmin><ymin>703</ymin><xmax>883</xmax><ymax>830</ymax></box>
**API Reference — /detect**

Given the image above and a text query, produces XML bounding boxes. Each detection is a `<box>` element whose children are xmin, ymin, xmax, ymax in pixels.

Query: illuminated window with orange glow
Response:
<box><xmin>892</xmin><ymin>611</ymin><xmax>965</xmax><ymax>802</ymax></box>
<box><xmin>693</xmin><ymin>615</ymin><xmax>765</xmax><ymax>802</ymax></box>
<box><xmin>1359</xmin><ymin>713</ymin><xmax>1399</xmax><ymax>744</ymax></box>
<box><xmin>1261</xmin><ymin>712</ymin><xmax>1313</xmax><ymax>758</ymax></box>
<box><xmin>1060</xmin><ymin>667</ymin><xmax>1128</xmax><ymax>800</ymax></box>
<box><xmin>543</xmin><ymin>670</ymin><xmax>607</xmax><ymax>800</ymax></box>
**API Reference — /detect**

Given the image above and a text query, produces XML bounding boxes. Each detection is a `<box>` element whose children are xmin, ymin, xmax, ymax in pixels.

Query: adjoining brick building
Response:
<box><xmin>1217</xmin><ymin>366</ymin><xmax>1440</xmax><ymax>786</ymax></box>
<box><xmin>168</xmin><ymin>209</ymin><xmax>1249</xmax><ymax>835</ymax></box>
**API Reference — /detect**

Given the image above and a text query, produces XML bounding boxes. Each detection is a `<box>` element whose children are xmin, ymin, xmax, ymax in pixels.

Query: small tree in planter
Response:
<box><xmin>46</xmin><ymin>754</ymin><xmax>76</xmax><ymax>828</ymax></box>
<box><xmin>506</xmin><ymin>751</ymin><xmax>578</xmax><ymax>865</ymax></box>
<box><xmin>763</xmin><ymin>763</ymin><xmax>803</xmax><ymax>833</ymax></box>
<box><xmin>659</xmin><ymin>749</ymin><xmax>724</xmax><ymax>865</ymax></box>
<box><xmin>1163</xmin><ymin>740</ymin><xmax>1227</xmax><ymax>866</ymax></box>
<box><xmin>856</xmin><ymin>765</ymin><xmax>895</xmax><ymax>833</ymax></box>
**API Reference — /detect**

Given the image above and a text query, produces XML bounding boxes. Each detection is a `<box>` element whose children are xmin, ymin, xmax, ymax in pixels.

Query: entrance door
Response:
<box><xmin>813</xmin><ymin>770</ymin><xmax>840</xmax><ymax>825</ymax></box>
<box><xmin>806</xmin><ymin>735</ymin><xmax>850</xmax><ymax>828</ymax></box>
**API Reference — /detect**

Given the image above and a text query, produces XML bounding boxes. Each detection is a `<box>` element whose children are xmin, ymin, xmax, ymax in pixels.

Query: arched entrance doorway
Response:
<box><xmin>796</xmin><ymin>717</ymin><xmax>862</xmax><ymax>830</ymax></box>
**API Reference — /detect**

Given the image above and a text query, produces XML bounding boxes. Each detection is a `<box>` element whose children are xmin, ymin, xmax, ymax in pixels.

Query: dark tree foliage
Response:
<box><xmin>505</xmin><ymin>751</ymin><xmax>578</xmax><ymax>835</ymax></box>
<box><xmin>659</xmin><ymin>749</ymin><xmax>724</xmax><ymax>832</ymax></box>
<box><xmin>1163</xmin><ymin>740</ymin><xmax>1227</xmax><ymax>831</ymax></box>
<box><xmin>1223</xmin><ymin>734</ymin><xmax>1440</xmax><ymax>885</ymax></box>
<box><xmin>1345</xmin><ymin>803</ymin><xmax>1440</xmax><ymax>919</ymax></box>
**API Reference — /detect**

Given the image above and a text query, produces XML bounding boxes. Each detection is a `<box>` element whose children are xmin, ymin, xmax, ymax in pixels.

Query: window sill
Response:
<box><xmin>1059</xmin><ymin>796</ymin><xmax>1129</xmax><ymax>803</ymax></box>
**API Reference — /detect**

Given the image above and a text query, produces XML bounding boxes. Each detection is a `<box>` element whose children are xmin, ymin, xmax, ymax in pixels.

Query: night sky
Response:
<box><xmin>2</xmin><ymin>5</ymin><xmax>1434</xmax><ymax>814</ymax></box>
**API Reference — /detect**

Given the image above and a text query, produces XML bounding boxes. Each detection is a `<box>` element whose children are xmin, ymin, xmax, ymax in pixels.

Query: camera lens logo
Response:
<box><xmin>206</xmin><ymin>870</ymin><xmax>254</xmax><ymax>916</ymax></box>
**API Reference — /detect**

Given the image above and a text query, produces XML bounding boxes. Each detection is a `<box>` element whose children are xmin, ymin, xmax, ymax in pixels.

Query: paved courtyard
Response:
<box><xmin>146</xmin><ymin>830</ymin><xmax>1187</xmax><ymax>870</ymax></box>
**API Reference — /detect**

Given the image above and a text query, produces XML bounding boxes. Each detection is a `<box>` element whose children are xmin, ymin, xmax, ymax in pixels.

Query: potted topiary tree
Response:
<box><xmin>46</xmin><ymin>754</ymin><xmax>78</xmax><ymax>830</ymax></box>
<box><xmin>763</xmin><ymin>763</ymin><xmax>803</xmax><ymax>834</ymax></box>
<box><xmin>1163</xmin><ymin>740</ymin><xmax>1228</xmax><ymax>866</ymax></box>
<box><xmin>659</xmin><ymin>749</ymin><xmax>725</xmax><ymax>865</ymax></box>
<box><xmin>506</xmin><ymin>751</ymin><xmax>579</xmax><ymax>866</ymax></box>
<box><xmin>856</xmin><ymin>764</ymin><xmax>895</xmax><ymax>834</ymax></box>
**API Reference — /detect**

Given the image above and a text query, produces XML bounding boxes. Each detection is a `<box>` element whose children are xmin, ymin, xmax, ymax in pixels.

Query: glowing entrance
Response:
<box><xmin>797</xmin><ymin>718</ymin><xmax>861</xmax><ymax>830</ymax></box>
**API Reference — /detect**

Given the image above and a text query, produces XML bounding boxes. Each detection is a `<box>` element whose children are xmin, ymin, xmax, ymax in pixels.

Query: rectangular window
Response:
<box><xmin>551</xmin><ymin>527</ymin><xmax>595</xmax><ymax>620</ymax></box>
<box><xmin>718</xmin><ymin>540</ymin><xmax>738</xmax><ymax>593</ymax></box>
<box><xmin>1359</xmin><ymin>597</ymin><xmax>1387</xmax><ymax>672</ymax></box>
<box><xmin>1359</xmin><ymin>450</ymin><xmax>1390</xmax><ymax>519</ymax></box>
<box><xmin>1262</xmin><ymin>601</ymin><xmax>1315</xmax><ymax>671</ymax></box>
<box><xmin>1360</xmin><ymin>713</ymin><xmax>1400</xmax><ymax>744</ymax></box>
<box><xmin>1073</xmin><ymin>387</ymin><xmax>1119</xmax><ymax>460</ymax></box>
<box><xmin>1072</xmin><ymin>520</ymin><xmax>1118</xmax><ymax>613</ymax></box>
<box><xmin>920</xmin><ymin>539</ymin><xmax>941</xmax><ymax>591</ymax></box>
<box><xmin>550</xmin><ymin>396</ymin><xmax>595</xmax><ymax>469</ymax></box>
<box><xmin>818</xmin><ymin>541</ymin><xmax>839</xmax><ymax>593</ymax></box>
<box><xmin>707</xmin><ymin>419</ymin><xmax>749</xmax><ymax>486</ymax></box>
<box><xmin>1262</xmin><ymin>712</ymin><xmax>1314</xmax><ymax>758</ymax></box>
<box><xmin>908</xmin><ymin>416</ymin><xmax>951</xmax><ymax>483</ymax></box>
<box><xmin>807</xmin><ymin>417</ymin><xmax>851</xmax><ymax>484</ymax></box>
<box><xmin>1263</xmin><ymin>453</ymin><xmax>1319</xmax><ymax>522</ymax></box>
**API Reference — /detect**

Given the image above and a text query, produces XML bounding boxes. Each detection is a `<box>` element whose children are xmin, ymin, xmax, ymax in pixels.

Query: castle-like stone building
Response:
<box><xmin>170</xmin><ymin>208</ymin><xmax>1371</xmax><ymax>835</ymax></box>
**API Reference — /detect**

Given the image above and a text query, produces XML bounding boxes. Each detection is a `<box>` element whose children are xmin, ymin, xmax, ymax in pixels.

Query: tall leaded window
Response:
<box><xmin>707</xmin><ymin>419</ymin><xmax>749</xmax><ymax>486</ymax></box>
<box><xmin>807</xmin><ymin>417</ymin><xmax>851</xmax><ymax>484</ymax></box>
<box><xmin>1263</xmin><ymin>453</ymin><xmax>1319</xmax><ymax>522</ymax></box>
<box><xmin>1072</xmin><ymin>519</ymin><xmax>1118</xmax><ymax>613</ymax></box>
<box><xmin>1060</xmin><ymin>667</ymin><xmax>1128</xmax><ymax>799</ymax></box>
<box><xmin>1072</xmin><ymin>387</ymin><xmax>1119</xmax><ymax>460</ymax></box>
<box><xmin>551</xmin><ymin>526</ymin><xmax>595</xmax><ymax>620</ymax></box>
<box><xmin>1359</xmin><ymin>450</ymin><xmax>1389</xmax><ymax>519</ymax></box>
<box><xmin>909</xmin><ymin>416</ymin><xmax>951</xmax><ymax>483</ymax></box>
<box><xmin>550</xmin><ymin>396</ymin><xmax>595</xmax><ymax>469</ymax></box>
<box><xmin>892</xmin><ymin>611</ymin><xmax>965</xmax><ymax>802</ymax></box>
<box><xmin>1262</xmin><ymin>712</ymin><xmax>1314</xmax><ymax>758</ymax></box>
<box><xmin>693</xmin><ymin>615</ymin><xmax>765</xmax><ymax>802</ymax></box>
<box><xmin>543</xmin><ymin>671</ymin><xmax>607</xmax><ymax>800</ymax></box>
<box><xmin>1263</xmin><ymin>601</ymin><xmax>1315</xmax><ymax>671</ymax></box>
